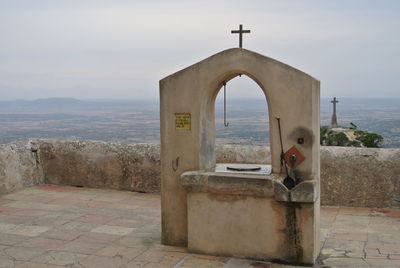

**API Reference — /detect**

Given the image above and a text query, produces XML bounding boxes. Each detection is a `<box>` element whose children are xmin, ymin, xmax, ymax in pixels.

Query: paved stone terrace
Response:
<box><xmin>0</xmin><ymin>185</ymin><xmax>399</xmax><ymax>268</ymax></box>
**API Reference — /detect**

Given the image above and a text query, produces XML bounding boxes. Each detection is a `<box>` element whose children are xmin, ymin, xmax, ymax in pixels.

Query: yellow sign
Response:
<box><xmin>175</xmin><ymin>113</ymin><xmax>191</xmax><ymax>130</ymax></box>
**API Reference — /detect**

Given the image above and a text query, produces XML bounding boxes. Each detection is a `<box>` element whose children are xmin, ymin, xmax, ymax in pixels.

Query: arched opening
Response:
<box><xmin>212</xmin><ymin>74</ymin><xmax>272</xmax><ymax>173</ymax></box>
<box><xmin>215</xmin><ymin>74</ymin><xmax>269</xmax><ymax>147</ymax></box>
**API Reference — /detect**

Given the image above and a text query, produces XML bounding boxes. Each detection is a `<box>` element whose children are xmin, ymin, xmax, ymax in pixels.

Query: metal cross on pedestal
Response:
<box><xmin>231</xmin><ymin>24</ymin><xmax>250</xmax><ymax>48</ymax></box>
<box><xmin>331</xmin><ymin>97</ymin><xmax>339</xmax><ymax>128</ymax></box>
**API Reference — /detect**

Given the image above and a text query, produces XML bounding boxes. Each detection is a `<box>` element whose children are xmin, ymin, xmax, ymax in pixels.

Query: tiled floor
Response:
<box><xmin>0</xmin><ymin>185</ymin><xmax>399</xmax><ymax>268</ymax></box>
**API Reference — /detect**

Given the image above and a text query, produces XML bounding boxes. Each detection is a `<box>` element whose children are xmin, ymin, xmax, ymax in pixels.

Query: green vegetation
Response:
<box><xmin>354</xmin><ymin>130</ymin><xmax>383</xmax><ymax>148</ymax></box>
<box><xmin>321</xmin><ymin>127</ymin><xmax>383</xmax><ymax>148</ymax></box>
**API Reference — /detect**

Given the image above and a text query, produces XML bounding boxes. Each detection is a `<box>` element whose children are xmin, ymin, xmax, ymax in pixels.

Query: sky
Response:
<box><xmin>0</xmin><ymin>0</ymin><xmax>399</xmax><ymax>100</ymax></box>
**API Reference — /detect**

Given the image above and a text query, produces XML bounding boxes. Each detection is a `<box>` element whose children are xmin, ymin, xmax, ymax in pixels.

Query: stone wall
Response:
<box><xmin>0</xmin><ymin>139</ymin><xmax>399</xmax><ymax>208</ymax></box>
<box><xmin>0</xmin><ymin>140</ymin><xmax>44</xmax><ymax>194</ymax></box>
<box><xmin>38</xmin><ymin>140</ymin><xmax>160</xmax><ymax>193</ymax></box>
<box><xmin>321</xmin><ymin>147</ymin><xmax>400</xmax><ymax>208</ymax></box>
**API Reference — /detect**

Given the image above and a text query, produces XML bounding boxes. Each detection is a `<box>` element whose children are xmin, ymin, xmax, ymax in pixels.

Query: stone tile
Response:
<box><xmin>36</xmin><ymin>184</ymin><xmax>82</xmax><ymax>192</ymax></box>
<box><xmin>320</xmin><ymin>228</ymin><xmax>330</xmax><ymax>241</ymax></box>
<box><xmin>0</xmin><ymin>199</ymin><xmax>13</xmax><ymax>205</ymax></box>
<box><xmin>366</xmin><ymin>242</ymin><xmax>400</xmax><ymax>254</ymax></box>
<box><xmin>107</xmin><ymin>218</ymin><xmax>146</xmax><ymax>228</ymax></box>
<box><xmin>125</xmin><ymin>260</ymin><xmax>149</xmax><ymax>267</ymax></box>
<box><xmin>91</xmin><ymin>195</ymin><xmax>128</xmax><ymax>202</ymax></box>
<box><xmin>223</xmin><ymin>258</ymin><xmax>274</xmax><ymax>268</ymax></box>
<box><xmin>0</xmin><ymin>206</ymin><xmax>22</xmax><ymax>213</ymax></box>
<box><xmin>30</xmin><ymin>250</ymin><xmax>89</xmax><ymax>266</ymax></box>
<box><xmin>18</xmin><ymin>237</ymin><xmax>66</xmax><ymax>250</ymax></box>
<box><xmin>0</xmin><ymin>257</ymin><xmax>15</xmax><ymax>268</ymax></box>
<box><xmin>46</xmin><ymin>211</ymin><xmax>84</xmax><ymax>221</ymax></box>
<box><xmin>143</xmin><ymin>263</ymin><xmax>174</xmax><ymax>268</ymax></box>
<box><xmin>365</xmin><ymin>258</ymin><xmax>400</xmax><ymax>267</ymax></box>
<box><xmin>14</xmin><ymin>261</ymin><xmax>65</xmax><ymax>268</ymax></box>
<box><xmin>91</xmin><ymin>225</ymin><xmax>134</xmax><ymax>236</ymax></box>
<box><xmin>368</xmin><ymin>223</ymin><xmax>400</xmax><ymax>233</ymax></box>
<box><xmin>134</xmin><ymin>248</ymin><xmax>186</xmax><ymax>266</ymax></box>
<box><xmin>3</xmin><ymin>246</ymin><xmax>45</xmax><ymax>261</ymax></box>
<box><xmin>95</xmin><ymin>245</ymin><xmax>146</xmax><ymax>262</ymax></box>
<box><xmin>389</xmin><ymin>254</ymin><xmax>400</xmax><ymax>260</ymax></box>
<box><xmin>378</xmin><ymin>233</ymin><xmax>400</xmax><ymax>244</ymax></box>
<box><xmin>21</xmin><ymin>195</ymin><xmax>56</xmax><ymax>203</ymax></box>
<box><xmin>3</xmin><ymin>224</ymin><xmax>50</xmax><ymax>237</ymax></box>
<box><xmin>116</xmin><ymin>232</ymin><xmax>159</xmax><ymax>247</ymax></box>
<box><xmin>79</xmin><ymin>255</ymin><xmax>128</xmax><ymax>268</ymax></box>
<box><xmin>63</xmin><ymin>193</ymin><xmax>97</xmax><ymax>201</ymax></box>
<box><xmin>58</xmin><ymin>240</ymin><xmax>107</xmax><ymax>255</ymax></box>
<box><xmin>0</xmin><ymin>215</ymin><xmax>33</xmax><ymax>225</ymax></box>
<box><xmin>154</xmin><ymin>245</ymin><xmax>188</xmax><ymax>253</ymax></box>
<box><xmin>5</xmin><ymin>201</ymin><xmax>62</xmax><ymax>211</ymax></box>
<box><xmin>370</xmin><ymin>215</ymin><xmax>400</xmax><ymax>225</ymax></box>
<box><xmin>40</xmin><ymin>229</ymin><xmax>84</xmax><ymax>241</ymax></box>
<box><xmin>176</xmin><ymin>255</ymin><xmax>227</xmax><ymax>268</ymax></box>
<box><xmin>0</xmin><ymin>234</ymin><xmax>29</xmax><ymax>246</ymax></box>
<box><xmin>59</xmin><ymin>220</ymin><xmax>100</xmax><ymax>232</ymax></box>
<box><xmin>74</xmin><ymin>232</ymin><xmax>121</xmax><ymax>244</ymax></box>
<box><xmin>346</xmin><ymin>252</ymin><xmax>365</xmax><ymax>258</ymax></box>
<box><xmin>323</xmin><ymin>257</ymin><xmax>369</xmax><ymax>267</ymax></box>
<box><xmin>323</xmin><ymin>238</ymin><xmax>365</xmax><ymax>253</ymax></box>
<box><xmin>74</xmin><ymin>214</ymin><xmax>116</xmax><ymax>224</ymax></box>
<box><xmin>75</xmin><ymin>200</ymin><xmax>109</xmax><ymax>208</ymax></box>
<box><xmin>1</xmin><ymin>193</ymin><xmax>29</xmax><ymax>201</ymax></box>
<box><xmin>367</xmin><ymin>232</ymin><xmax>380</xmax><ymax>242</ymax></box>
<box><xmin>330</xmin><ymin>232</ymin><xmax>368</xmax><ymax>241</ymax></box>
<box><xmin>334</xmin><ymin>214</ymin><xmax>370</xmax><ymax>224</ymax></box>
<box><xmin>9</xmin><ymin>209</ymin><xmax>50</xmax><ymax>217</ymax></box>
<box><xmin>338</xmin><ymin>207</ymin><xmax>371</xmax><ymax>216</ymax></box>
<box><xmin>107</xmin><ymin>203</ymin><xmax>140</xmax><ymax>211</ymax></box>
<box><xmin>0</xmin><ymin>223</ymin><xmax>17</xmax><ymax>233</ymax></box>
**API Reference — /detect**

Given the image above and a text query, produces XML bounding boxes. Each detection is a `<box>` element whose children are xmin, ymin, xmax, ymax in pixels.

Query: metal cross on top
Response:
<box><xmin>231</xmin><ymin>24</ymin><xmax>250</xmax><ymax>48</ymax></box>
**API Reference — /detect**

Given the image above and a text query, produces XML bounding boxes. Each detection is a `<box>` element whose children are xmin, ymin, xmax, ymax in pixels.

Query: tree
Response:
<box><xmin>354</xmin><ymin>131</ymin><xmax>383</xmax><ymax>148</ymax></box>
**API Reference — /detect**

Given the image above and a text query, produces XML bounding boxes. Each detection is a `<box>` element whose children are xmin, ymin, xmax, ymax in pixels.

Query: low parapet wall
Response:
<box><xmin>0</xmin><ymin>140</ymin><xmax>44</xmax><ymax>194</ymax></box>
<box><xmin>0</xmin><ymin>139</ymin><xmax>399</xmax><ymax>208</ymax></box>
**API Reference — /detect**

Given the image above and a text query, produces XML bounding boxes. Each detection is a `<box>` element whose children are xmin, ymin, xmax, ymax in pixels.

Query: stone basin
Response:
<box><xmin>181</xmin><ymin>163</ymin><xmax>317</xmax><ymax>203</ymax></box>
<box><xmin>214</xmin><ymin>163</ymin><xmax>272</xmax><ymax>175</ymax></box>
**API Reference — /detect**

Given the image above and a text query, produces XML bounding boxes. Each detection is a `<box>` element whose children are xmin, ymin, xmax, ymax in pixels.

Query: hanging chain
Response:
<box><xmin>223</xmin><ymin>82</ymin><xmax>229</xmax><ymax>127</ymax></box>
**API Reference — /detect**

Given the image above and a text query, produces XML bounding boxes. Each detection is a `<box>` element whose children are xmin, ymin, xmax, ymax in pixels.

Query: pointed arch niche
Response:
<box><xmin>160</xmin><ymin>48</ymin><xmax>320</xmax><ymax>264</ymax></box>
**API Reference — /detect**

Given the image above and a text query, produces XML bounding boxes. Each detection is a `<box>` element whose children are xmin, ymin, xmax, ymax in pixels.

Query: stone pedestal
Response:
<box><xmin>181</xmin><ymin>168</ymin><xmax>319</xmax><ymax>265</ymax></box>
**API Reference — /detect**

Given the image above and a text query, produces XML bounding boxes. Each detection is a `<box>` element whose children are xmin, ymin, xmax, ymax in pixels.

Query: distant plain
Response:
<box><xmin>0</xmin><ymin>98</ymin><xmax>399</xmax><ymax>148</ymax></box>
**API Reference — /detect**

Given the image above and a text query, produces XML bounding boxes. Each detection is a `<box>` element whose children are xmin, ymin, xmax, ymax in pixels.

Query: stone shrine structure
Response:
<box><xmin>159</xmin><ymin>48</ymin><xmax>320</xmax><ymax>265</ymax></box>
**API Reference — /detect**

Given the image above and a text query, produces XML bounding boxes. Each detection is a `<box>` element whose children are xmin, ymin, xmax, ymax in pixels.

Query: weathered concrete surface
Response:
<box><xmin>0</xmin><ymin>139</ymin><xmax>43</xmax><ymax>194</ymax></box>
<box><xmin>38</xmin><ymin>139</ymin><xmax>160</xmax><ymax>193</ymax></box>
<box><xmin>321</xmin><ymin>146</ymin><xmax>400</xmax><ymax>208</ymax></box>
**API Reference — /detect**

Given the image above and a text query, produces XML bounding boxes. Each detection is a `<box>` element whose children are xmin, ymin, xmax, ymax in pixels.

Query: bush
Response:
<box><xmin>354</xmin><ymin>131</ymin><xmax>383</xmax><ymax>148</ymax></box>
<box><xmin>320</xmin><ymin>127</ymin><xmax>383</xmax><ymax>148</ymax></box>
